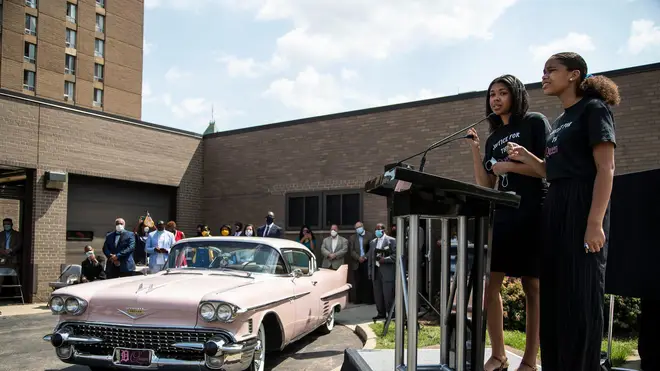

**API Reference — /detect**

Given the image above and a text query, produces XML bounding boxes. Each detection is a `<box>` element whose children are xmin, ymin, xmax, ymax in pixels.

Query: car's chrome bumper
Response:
<box><xmin>43</xmin><ymin>333</ymin><xmax>258</xmax><ymax>371</ymax></box>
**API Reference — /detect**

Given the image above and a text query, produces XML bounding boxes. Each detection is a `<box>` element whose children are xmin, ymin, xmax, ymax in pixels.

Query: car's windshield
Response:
<box><xmin>166</xmin><ymin>240</ymin><xmax>287</xmax><ymax>275</ymax></box>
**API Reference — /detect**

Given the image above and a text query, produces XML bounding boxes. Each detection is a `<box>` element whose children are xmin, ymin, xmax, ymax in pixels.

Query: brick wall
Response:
<box><xmin>176</xmin><ymin>141</ymin><xmax>204</xmax><ymax>235</ymax></box>
<box><xmin>31</xmin><ymin>169</ymin><xmax>68</xmax><ymax>302</ymax></box>
<box><xmin>202</xmin><ymin>66</ymin><xmax>660</xmax><ymax>238</ymax></box>
<box><xmin>0</xmin><ymin>199</ymin><xmax>21</xmax><ymax>229</ymax></box>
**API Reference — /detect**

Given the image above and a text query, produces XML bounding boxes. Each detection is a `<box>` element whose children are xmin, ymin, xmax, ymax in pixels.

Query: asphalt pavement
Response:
<box><xmin>0</xmin><ymin>313</ymin><xmax>361</xmax><ymax>371</ymax></box>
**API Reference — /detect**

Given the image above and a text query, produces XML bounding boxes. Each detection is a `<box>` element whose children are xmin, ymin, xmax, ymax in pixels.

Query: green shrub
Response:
<box><xmin>604</xmin><ymin>295</ymin><xmax>640</xmax><ymax>337</ymax></box>
<box><xmin>500</xmin><ymin>278</ymin><xmax>527</xmax><ymax>331</ymax></box>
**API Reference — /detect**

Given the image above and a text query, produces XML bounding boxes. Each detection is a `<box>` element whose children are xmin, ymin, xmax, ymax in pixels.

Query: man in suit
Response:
<box><xmin>0</xmin><ymin>218</ymin><xmax>22</xmax><ymax>294</ymax></box>
<box><xmin>81</xmin><ymin>245</ymin><xmax>106</xmax><ymax>282</ymax></box>
<box><xmin>368</xmin><ymin>223</ymin><xmax>396</xmax><ymax>321</ymax></box>
<box><xmin>103</xmin><ymin>218</ymin><xmax>136</xmax><ymax>279</ymax></box>
<box><xmin>348</xmin><ymin>221</ymin><xmax>374</xmax><ymax>304</ymax></box>
<box><xmin>321</xmin><ymin>224</ymin><xmax>348</xmax><ymax>270</ymax></box>
<box><xmin>257</xmin><ymin>211</ymin><xmax>283</xmax><ymax>238</ymax></box>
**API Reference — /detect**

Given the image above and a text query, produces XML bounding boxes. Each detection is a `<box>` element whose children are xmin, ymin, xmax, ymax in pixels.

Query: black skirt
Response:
<box><xmin>490</xmin><ymin>205</ymin><xmax>543</xmax><ymax>278</ymax></box>
<box><xmin>540</xmin><ymin>178</ymin><xmax>608</xmax><ymax>371</ymax></box>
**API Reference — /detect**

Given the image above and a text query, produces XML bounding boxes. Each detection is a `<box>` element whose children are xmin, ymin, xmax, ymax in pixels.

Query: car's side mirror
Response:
<box><xmin>292</xmin><ymin>268</ymin><xmax>303</xmax><ymax>278</ymax></box>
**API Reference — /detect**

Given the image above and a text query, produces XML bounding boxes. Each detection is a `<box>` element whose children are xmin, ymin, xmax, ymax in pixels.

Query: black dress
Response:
<box><xmin>540</xmin><ymin>97</ymin><xmax>616</xmax><ymax>370</ymax></box>
<box><xmin>483</xmin><ymin>112</ymin><xmax>550</xmax><ymax>278</ymax></box>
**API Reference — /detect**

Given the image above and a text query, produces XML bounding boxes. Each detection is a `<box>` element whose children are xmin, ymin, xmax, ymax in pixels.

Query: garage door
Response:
<box><xmin>65</xmin><ymin>174</ymin><xmax>176</xmax><ymax>265</ymax></box>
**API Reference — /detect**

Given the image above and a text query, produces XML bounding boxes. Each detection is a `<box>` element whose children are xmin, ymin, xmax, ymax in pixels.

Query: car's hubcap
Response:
<box><xmin>253</xmin><ymin>330</ymin><xmax>265</xmax><ymax>370</ymax></box>
<box><xmin>327</xmin><ymin>311</ymin><xmax>334</xmax><ymax>328</ymax></box>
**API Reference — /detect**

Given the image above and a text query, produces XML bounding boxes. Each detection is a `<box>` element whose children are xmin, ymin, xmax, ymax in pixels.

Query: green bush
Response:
<box><xmin>500</xmin><ymin>278</ymin><xmax>527</xmax><ymax>331</ymax></box>
<box><xmin>604</xmin><ymin>295</ymin><xmax>641</xmax><ymax>337</ymax></box>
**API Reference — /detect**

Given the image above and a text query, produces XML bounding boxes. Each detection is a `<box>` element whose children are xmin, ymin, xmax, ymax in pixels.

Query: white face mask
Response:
<box><xmin>115</xmin><ymin>224</ymin><xmax>124</xmax><ymax>232</ymax></box>
<box><xmin>245</xmin><ymin>230</ymin><xmax>253</xmax><ymax>236</ymax></box>
<box><xmin>85</xmin><ymin>251</ymin><xmax>94</xmax><ymax>258</ymax></box>
<box><xmin>143</xmin><ymin>227</ymin><xmax>149</xmax><ymax>233</ymax></box>
<box><xmin>330</xmin><ymin>230</ymin><xmax>338</xmax><ymax>237</ymax></box>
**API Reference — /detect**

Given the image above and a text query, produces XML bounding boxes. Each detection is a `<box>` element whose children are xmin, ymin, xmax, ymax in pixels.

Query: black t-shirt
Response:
<box><xmin>545</xmin><ymin>98</ymin><xmax>616</xmax><ymax>182</ymax></box>
<box><xmin>483</xmin><ymin>112</ymin><xmax>550</xmax><ymax>212</ymax></box>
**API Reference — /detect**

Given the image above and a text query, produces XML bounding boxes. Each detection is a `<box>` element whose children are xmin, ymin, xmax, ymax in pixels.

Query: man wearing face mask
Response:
<box><xmin>348</xmin><ymin>221</ymin><xmax>374</xmax><ymax>304</ymax></box>
<box><xmin>368</xmin><ymin>223</ymin><xmax>397</xmax><ymax>321</ymax></box>
<box><xmin>81</xmin><ymin>245</ymin><xmax>106</xmax><ymax>282</ymax></box>
<box><xmin>0</xmin><ymin>218</ymin><xmax>22</xmax><ymax>294</ymax></box>
<box><xmin>321</xmin><ymin>224</ymin><xmax>348</xmax><ymax>270</ymax></box>
<box><xmin>146</xmin><ymin>220</ymin><xmax>175</xmax><ymax>274</ymax></box>
<box><xmin>102</xmin><ymin>218</ymin><xmax>136</xmax><ymax>279</ymax></box>
<box><xmin>257</xmin><ymin>211</ymin><xmax>282</xmax><ymax>238</ymax></box>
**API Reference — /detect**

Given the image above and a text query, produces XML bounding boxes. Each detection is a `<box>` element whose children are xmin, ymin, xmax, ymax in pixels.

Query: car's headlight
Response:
<box><xmin>64</xmin><ymin>297</ymin><xmax>81</xmax><ymax>314</ymax></box>
<box><xmin>216</xmin><ymin>304</ymin><xmax>233</xmax><ymax>322</ymax></box>
<box><xmin>49</xmin><ymin>296</ymin><xmax>64</xmax><ymax>314</ymax></box>
<box><xmin>199</xmin><ymin>303</ymin><xmax>216</xmax><ymax>321</ymax></box>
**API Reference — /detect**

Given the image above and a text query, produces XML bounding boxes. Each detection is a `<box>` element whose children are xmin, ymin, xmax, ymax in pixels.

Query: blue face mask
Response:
<box><xmin>375</xmin><ymin>230</ymin><xmax>383</xmax><ymax>238</ymax></box>
<box><xmin>356</xmin><ymin>227</ymin><xmax>364</xmax><ymax>235</ymax></box>
<box><xmin>3</xmin><ymin>225</ymin><xmax>11</xmax><ymax>232</ymax></box>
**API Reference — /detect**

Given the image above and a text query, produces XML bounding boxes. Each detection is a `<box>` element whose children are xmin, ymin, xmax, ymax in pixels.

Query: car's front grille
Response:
<box><xmin>60</xmin><ymin>322</ymin><xmax>233</xmax><ymax>361</ymax></box>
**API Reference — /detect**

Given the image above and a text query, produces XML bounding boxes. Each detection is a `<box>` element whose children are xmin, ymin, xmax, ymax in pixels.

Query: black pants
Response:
<box><xmin>350</xmin><ymin>262</ymin><xmax>374</xmax><ymax>305</ymax></box>
<box><xmin>373</xmin><ymin>269</ymin><xmax>394</xmax><ymax>316</ymax></box>
<box><xmin>640</xmin><ymin>298</ymin><xmax>660</xmax><ymax>371</ymax></box>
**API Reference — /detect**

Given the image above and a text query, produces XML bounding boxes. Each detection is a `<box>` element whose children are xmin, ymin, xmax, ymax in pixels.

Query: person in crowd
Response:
<box><xmin>196</xmin><ymin>224</ymin><xmax>204</xmax><ymax>236</ymax></box>
<box><xmin>348</xmin><ymin>221</ymin><xmax>374</xmax><ymax>304</ymax></box>
<box><xmin>368</xmin><ymin>223</ymin><xmax>396</xmax><ymax>321</ymax></box>
<box><xmin>0</xmin><ymin>217</ymin><xmax>22</xmax><ymax>293</ymax></box>
<box><xmin>297</xmin><ymin>225</ymin><xmax>316</xmax><ymax>251</ymax></box>
<box><xmin>146</xmin><ymin>220</ymin><xmax>175</xmax><ymax>273</ymax></box>
<box><xmin>81</xmin><ymin>245</ymin><xmax>106</xmax><ymax>282</ymax></box>
<box><xmin>102</xmin><ymin>218</ymin><xmax>136</xmax><ymax>278</ymax></box>
<box><xmin>219</xmin><ymin>224</ymin><xmax>232</xmax><ymax>236</ymax></box>
<box><xmin>166</xmin><ymin>221</ymin><xmax>185</xmax><ymax>241</ymax></box>
<box><xmin>201</xmin><ymin>225</ymin><xmax>212</xmax><ymax>236</ymax></box>
<box><xmin>257</xmin><ymin>211</ymin><xmax>282</xmax><ymax>237</ymax></box>
<box><xmin>506</xmin><ymin>52</ymin><xmax>619</xmax><ymax>371</ymax></box>
<box><xmin>321</xmin><ymin>224</ymin><xmax>348</xmax><ymax>270</ymax></box>
<box><xmin>233</xmin><ymin>222</ymin><xmax>244</xmax><ymax>236</ymax></box>
<box><xmin>133</xmin><ymin>217</ymin><xmax>149</xmax><ymax>265</ymax></box>
<box><xmin>241</xmin><ymin>224</ymin><xmax>255</xmax><ymax>236</ymax></box>
<box><xmin>465</xmin><ymin>74</ymin><xmax>550</xmax><ymax>371</ymax></box>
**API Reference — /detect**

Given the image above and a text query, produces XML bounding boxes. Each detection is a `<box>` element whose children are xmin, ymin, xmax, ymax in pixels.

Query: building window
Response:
<box><xmin>286</xmin><ymin>190</ymin><xmax>363</xmax><ymax>230</ymax></box>
<box><xmin>65</xmin><ymin>54</ymin><xmax>75</xmax><ymax>75</ymax></box>
<box><xmin>93</xmin><ymin>88</ymin><xmax>103</xmax><ymax>107</ymax></box>
<box><xmin>66</xmin><ymin>3</ymin><xmax>77</xmax><ymax>24</ymax></box>
<box><xmin>65</xmin><ymin>28</ymin><xmax>76</xmax><ymax>48</ymax></box>
<box><xmin>64</xmin><ymin>81</ymin><xmax>74</xmax><ymax>101</ymax></box>
<box><xmin>24</xmin><ymin>14</ymin><xmax>36</xmax><ymax>36</ymax></box>
<box><xmin>94</xmin><ymin>39</ymin><xmax>104</xmax><ymax>57</ymax></box>
<box><xmin>23</xmin><ymin>70</ymin><xmax>35</xmax><ymax>91</ymax></box>
<box><xmin>23</xmin><ymin>42</ymin><xmax>36</xmax><ymax>64</ymax></box>
<box><xmin>94</xmin><ymin>63</ymin><xmax>104</xmax><ymax>82</ymax></box>
<box><xmin>25</xmin><ymin>0</ymin><xmax>37</xmax><ymax>8</ymax></box>
<box><xmin>96</xmin><ymin>0</ymin><xmax>104</xmax><ymax>8</ymax></box>
<box><xmin>96</xmin><ymin>14</ymin><xmax>105</xmax><ymax>33</ymax></box>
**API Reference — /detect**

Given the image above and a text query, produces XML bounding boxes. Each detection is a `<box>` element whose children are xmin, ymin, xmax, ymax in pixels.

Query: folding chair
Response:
<box><xmin>0</xmin><ymin>267</ymin><xmax>25</xmax><ymax>304</ymax></box>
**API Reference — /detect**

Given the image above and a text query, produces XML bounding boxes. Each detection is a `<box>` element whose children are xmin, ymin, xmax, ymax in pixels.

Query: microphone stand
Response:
<box><xmin>396</xmin><ymin>113</ymin><xmax>495</xmax><ymax>172</ymax></box>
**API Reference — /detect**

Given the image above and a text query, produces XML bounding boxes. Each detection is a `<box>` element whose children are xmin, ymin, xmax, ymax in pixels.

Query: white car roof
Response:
<box><xmin>175</xmin><ymin>236</ymin><xmax>308</xmax><ymax>251</ymax></box>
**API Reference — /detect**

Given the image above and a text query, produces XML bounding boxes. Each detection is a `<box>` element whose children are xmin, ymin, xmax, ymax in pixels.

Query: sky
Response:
<box><xmin>141</xmin><ymin>0</ymin><xmax>660</xmax><ymax>134</ymax></box>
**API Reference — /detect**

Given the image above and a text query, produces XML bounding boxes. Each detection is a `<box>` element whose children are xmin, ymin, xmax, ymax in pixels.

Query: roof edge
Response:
<box><xmin>204</xmin><ymin>61</ymin><xmax>660</xmax><ymax>139</ymax></box>
<box><xmin>0</xmin><ymin>89</ymin><xmax>202</xmax><ymax>139</ymax></box>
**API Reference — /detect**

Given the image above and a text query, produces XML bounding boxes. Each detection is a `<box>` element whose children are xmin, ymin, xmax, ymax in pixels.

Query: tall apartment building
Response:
<box><xmin>0</xmin><ymin>0</ymin><xmax>143</xmax><ymax>119</ymax></box>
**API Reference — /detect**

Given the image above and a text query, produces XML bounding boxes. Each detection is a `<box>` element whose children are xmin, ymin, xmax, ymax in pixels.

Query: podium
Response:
<box><xmin>364</xmin><ymin>165</ymin><xmax>520</xmax><ymax>371</ymax></box>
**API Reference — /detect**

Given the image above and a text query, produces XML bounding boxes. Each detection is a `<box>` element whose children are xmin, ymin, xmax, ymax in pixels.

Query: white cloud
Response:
<box><xmin>143</xmin><ymin>39</ymin><xmax>154</xmax><ymax>56</ymax></box>
<box><xmin>528</xmin><ymin>32</ymin><xmax>596</xmax><ymax>61</ymax></box>
<box><xmin>145</xmin><ymin>0</ymin><xmax>215</xmax><ymax>11</ymax></box>
<box><xmin>221</xmin><ymin>0</ymin><xmax>519</xmax><ymax>67</ymax></box>
<box><xmin>155</xmin><ymin>95</ymin><xmax>245</xmax><ymax>132</ymax></box>
<box><xmin>164</xmin><ymin>66</ymin><xmax>193</xmax><ymax>82</ymax></box>
<box><xmin>215</xmin><ymin>54</ymin><xmax>287</xmax><ymax>78</ymax></box>
<box><xmin>621</xmin><ymin>19</ymin><xmax>660</xmax><ymax>55</ymax></box>
<box><xmin>384</xmin><ymin>89</ymin><xmax>440</xmax><ymax>105</ymax></box>
<box><xmin>142</xmin><ymin>81</ymin><xmax>158</xmax><ymax>104</ymax></box>
<box><xmin>340</xmin><ymin>68</ymin><xmax>358</xmax><ymax>81</ymax></box>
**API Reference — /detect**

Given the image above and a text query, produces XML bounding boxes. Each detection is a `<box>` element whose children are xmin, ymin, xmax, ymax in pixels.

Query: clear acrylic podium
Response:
<box><xmin>364</xmin><ymin>165</ymin><xmax>520</xmax><ymax>371</ymax></box>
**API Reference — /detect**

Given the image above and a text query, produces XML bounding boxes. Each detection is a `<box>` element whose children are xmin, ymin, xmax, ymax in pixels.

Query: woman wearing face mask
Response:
<box><xmin>241</xmin><ymin>224</ymin><xmax>255</xmax><ymax>237</ymax></box>
<box><xmin>133</xmin><ymin>219</ymin><xmax>149</xmax><ymax>265</ymax></box>
<box><xmin>201</xmin><ymin>225</ymin><xmax>212</xmax><ymax>237</ymax></box>
<box><xmin>506</xmin><ymin>52</ymin><xmax>619</xmax><ymax>371</ymax></box>
<box><xmin>219</xmin><ymin>224</ymin><xmax>232</xmax><ymax>237</ymax></box>
<box><xmin>466</xmin><ymin>74</ymin><xmax>550</xmax><ymax>371</ymax></box>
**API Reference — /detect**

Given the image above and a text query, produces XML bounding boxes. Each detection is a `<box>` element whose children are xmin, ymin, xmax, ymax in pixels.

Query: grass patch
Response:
<box><xmin>369</xmin><ymin>323</ymin><xmax>637</xmax><ymax>367</ymax></box>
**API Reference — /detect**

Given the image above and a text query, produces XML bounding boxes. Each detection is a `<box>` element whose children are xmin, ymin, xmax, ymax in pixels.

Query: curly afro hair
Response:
<box><xmin>550</xmin><ymin>52</ymin><xmax>621</xmax><ymax>106</ymax></box>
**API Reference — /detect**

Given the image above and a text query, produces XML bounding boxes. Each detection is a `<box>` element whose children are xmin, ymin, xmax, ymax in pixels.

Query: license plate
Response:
<box><xmin>113</xmin><ymin>348</ymin><xmax>152</xmax><ymax>366</ymax></box>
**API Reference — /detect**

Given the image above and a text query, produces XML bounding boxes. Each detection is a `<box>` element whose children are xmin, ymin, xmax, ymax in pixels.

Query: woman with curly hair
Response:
<box><xmin>507</xmin><ymin>52</ymin><xmax>619</xmax><ymax>371</ymax></box>
<box><xmin>466</xmin><ymin>74</ymin><xmax>550</xmax><ymax>371</ymax></box>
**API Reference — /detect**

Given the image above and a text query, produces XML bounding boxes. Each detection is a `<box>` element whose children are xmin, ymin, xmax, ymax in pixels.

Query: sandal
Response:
<box><xmin>485</xmin><ymin>355</ymin><xmax>509</xmax><ymax>371</ymax></box>
<box><xmin>516</xmin><ymin>360</ymin><xmax>537</xmax><ymax>371</ymax></box>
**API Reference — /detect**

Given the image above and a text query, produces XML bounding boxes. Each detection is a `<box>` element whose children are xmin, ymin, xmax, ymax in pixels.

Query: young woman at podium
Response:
<box><xmin>466</xmin><ymin>74</ymin><xmax>551</xmax><ymax>371</ymax></box>
<box><xmin>506</xmin><ymin>52</ymin><xmax>619</xmax><ymax>371</ymax></box>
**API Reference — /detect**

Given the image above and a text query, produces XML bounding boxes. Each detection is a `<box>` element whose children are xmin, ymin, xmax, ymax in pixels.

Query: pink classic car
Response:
<box><xmin>43</xmin><ymin>237</ymin><xmax>351</xmax><ymax>371</ymax></box>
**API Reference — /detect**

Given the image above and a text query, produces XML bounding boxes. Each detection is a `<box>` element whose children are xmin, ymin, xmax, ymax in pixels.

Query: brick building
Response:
<box><xmin>0</xmin><ymin>61</ymin><xmax>659</xmax><ymax>303</ymax></box>
<box><xmin>0</xmin><ymin>0</ymin><xmax>143</xmax><ymax>119</ymax></box>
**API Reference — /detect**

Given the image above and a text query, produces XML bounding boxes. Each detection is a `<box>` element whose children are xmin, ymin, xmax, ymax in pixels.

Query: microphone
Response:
<box><xmin>396</xmin><ymin>113</ymin><xmax>495</xmax><ymax>172</ymax></box>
